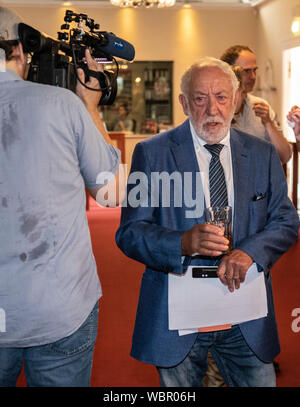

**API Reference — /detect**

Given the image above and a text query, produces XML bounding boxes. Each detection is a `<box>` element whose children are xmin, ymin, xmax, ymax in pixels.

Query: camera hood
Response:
<box><xmin>18</xmin><ymin>23</ymin><xmax>61</xmax><ymax>54</ymax></box>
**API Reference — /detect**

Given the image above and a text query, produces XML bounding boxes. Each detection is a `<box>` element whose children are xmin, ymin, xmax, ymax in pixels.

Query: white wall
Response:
<box><xmin>256</xmin><ymin>0</ymin><xmax>300</xmax><ymax>128</ymax></box>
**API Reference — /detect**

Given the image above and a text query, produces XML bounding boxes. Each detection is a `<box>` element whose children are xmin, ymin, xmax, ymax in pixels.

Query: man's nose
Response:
<box><xmin>207</xmin><ymin>98</ymin><xmax>218</xmax><ymax>116</ymax></box>
<box><xmin>250</xmin><ymin>70</ymin><xmax>256</xmax><ymax>80</ymax></box>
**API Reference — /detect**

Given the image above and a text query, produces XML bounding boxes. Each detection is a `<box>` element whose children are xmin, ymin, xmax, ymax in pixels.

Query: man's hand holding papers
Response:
<box><xmin>217</xmin><ymin>249</ymin><xmax>253</xmax><ymax>292</ymax></box>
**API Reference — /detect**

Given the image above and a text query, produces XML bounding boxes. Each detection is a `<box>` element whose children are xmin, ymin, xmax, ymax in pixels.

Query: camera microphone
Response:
<box><xmin>97</xmin><ymin>32</ymin><xmax>135</xmax><ymax>62</ymax></box>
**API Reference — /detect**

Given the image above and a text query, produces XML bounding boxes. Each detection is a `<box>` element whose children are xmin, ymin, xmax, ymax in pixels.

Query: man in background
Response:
<box><xmin>0</xmin><ymin>7</ymin><xmax>122</xmax><ymax>386</ymax></box>
<box><xmin>221</xmin><ymin>45</ymin><xmax>292</xmax><ymax>164</ymax></box>
<box><xmin>287</xmin><ymin>105</ymin><xmax>300</xmax><ymax>152</ymax></box>
<box><xmin>113</xmin><ymin>103</ymin><xmax>135</xmax><ymax>132</ymax></box>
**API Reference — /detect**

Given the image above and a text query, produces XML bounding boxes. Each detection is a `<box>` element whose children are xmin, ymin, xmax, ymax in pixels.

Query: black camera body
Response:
<box><xmin>18</xmin><ymin>10</ymin><xmax>135</xmax><ymax>105</ymax></box>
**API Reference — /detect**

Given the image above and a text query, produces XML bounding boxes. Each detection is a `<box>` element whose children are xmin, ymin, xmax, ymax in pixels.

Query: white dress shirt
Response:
<box><xmin>189</xmin><ymin>121</ymin><xmax>235</xmax><ymax>218</ymax></box>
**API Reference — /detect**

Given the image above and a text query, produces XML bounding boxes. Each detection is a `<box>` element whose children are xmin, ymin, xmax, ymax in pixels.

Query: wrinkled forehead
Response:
<box><xmin>190</xmin><ymin>66</ymin><xmax>234</xmax><ymax>94</ymax></box>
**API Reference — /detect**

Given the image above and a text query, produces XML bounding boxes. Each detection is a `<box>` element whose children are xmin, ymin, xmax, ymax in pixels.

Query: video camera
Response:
<box><xmin>18</xmin><ymin>10</ymin><xmax>135</xmax><ymax>105</ymax></box>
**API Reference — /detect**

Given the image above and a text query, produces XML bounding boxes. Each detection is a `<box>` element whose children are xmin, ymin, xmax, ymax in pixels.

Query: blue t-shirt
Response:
<box><xmin>0</xmin><ymin>70</ymin><xmax>120</xmax><ymax>347</ymax></box>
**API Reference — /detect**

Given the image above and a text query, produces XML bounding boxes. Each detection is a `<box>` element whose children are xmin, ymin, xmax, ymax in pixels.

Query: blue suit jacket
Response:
<box><xmin>116</xmin><ymin>120</ymin><xmax>299</xmax><ymax>367</ymax></box>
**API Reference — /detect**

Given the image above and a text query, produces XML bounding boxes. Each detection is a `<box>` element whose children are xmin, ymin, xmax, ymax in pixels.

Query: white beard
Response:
<box><xmin>191</xmin><ymin>116</ymin><xmax>230</xmax><ymax>144</ymax></box>
<box><xmin>185</xmin><ymin>99</ymin><xmax>234</xmax><ymax>144</ymax></box>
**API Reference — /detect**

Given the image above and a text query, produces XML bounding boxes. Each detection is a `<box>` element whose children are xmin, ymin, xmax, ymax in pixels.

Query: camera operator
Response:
<box><xmin>0</xmin><ymin>7</ymin><xmax>123</xmax><ymax>387</ymax></box>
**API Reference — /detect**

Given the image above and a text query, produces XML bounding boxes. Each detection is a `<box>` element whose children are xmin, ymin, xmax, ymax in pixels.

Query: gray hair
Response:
<box><xmin>0</xmin><ymin>7</ymin><xmax>22</xmax><ymax>41</ymax></box>
<box><xmin>180</xmin><ymin>57</ymin><xmax>239</xmax><ymax>97</ymax></box>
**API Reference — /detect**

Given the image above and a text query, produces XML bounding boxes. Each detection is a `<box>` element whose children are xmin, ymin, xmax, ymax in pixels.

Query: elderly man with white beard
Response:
<box><xmin>116</xmin><ymin>57</ymin><xmax>299</xmax><ymax>387</ymax></box>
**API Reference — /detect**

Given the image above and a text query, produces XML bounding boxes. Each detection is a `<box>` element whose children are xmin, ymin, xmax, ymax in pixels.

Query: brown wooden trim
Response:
<box><xmin>86</xmin><ymin>189</ymin><xmax>89</xmax><ymax>211</ymax></box>
<box><xmin>292</xmin><ymin>142</ymin><xmax>298</xmax><ymax>209</ymax></box>
<box><xmin>109</xmin><ymin>132</ymin><xmax>126</xmax><ymax>163</ymax></box>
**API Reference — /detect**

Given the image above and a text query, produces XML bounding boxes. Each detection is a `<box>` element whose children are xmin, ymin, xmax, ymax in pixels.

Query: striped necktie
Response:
<box><xmin>204</xmin><ymin>144</ymin><xmax>228</xmax><ymax>207</ymax></box>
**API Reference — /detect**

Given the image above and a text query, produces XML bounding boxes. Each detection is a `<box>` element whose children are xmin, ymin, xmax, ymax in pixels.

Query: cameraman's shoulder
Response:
<box><xmin>23</xmin><ymin>80</ymin><xmax>79</xmax><ymax>104</ymax></box>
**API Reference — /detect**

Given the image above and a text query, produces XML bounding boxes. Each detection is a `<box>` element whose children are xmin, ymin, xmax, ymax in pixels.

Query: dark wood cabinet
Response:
<box><xmin>101</xmin><ymin>61</ymin><xmax>173</xmax><ymax>134</ymax></box>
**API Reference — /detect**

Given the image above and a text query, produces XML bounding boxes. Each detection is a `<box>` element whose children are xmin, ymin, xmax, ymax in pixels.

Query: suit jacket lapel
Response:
<box><xmin>230</xmin><ymin>128</ymin><xmax>250</xmax><ymax>245</ymax></box>
<box><xmin>170</xmin><ymin>120</ymin><xmax>200</xmax><ymax>173</ymax></box>
<box><xmin>170</xmin><ymin>120</ymin><xmax>204</xmax><ymax>224</ymax></box>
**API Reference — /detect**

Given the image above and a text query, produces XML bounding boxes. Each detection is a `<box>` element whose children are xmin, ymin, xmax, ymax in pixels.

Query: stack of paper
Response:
<box><xmin>168</xmin><ymin>263</ymin><xmax>268</xmax><ymax>336</ymax></box>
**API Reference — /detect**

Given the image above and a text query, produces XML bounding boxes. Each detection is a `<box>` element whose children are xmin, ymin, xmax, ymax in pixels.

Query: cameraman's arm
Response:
<box><xmin>76</xmin><ymin>49</ymin><xmax>126</xmax><ymax>206</ymax></box>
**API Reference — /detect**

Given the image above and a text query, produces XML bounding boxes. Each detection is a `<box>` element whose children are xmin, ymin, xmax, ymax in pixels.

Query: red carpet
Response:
<box><xmin>271</xmin><ymin>238</ymin><xmax>300</xmax><ymax>386</ymax></box>
<box><xmin>87</xmin><ymin>204</ymin><xmax>159</xmax><ymax>387</ymax></box>
<box><xmin>16</xmin><ymin>201</ymin><xmax>300</xmax><ymax>387</ymax></box>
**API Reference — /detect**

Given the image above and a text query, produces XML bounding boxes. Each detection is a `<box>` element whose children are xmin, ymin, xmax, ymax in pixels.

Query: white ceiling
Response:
<box><xmin>0</xmin><ymin>0</ymin><xmax>267</xmax><ymax>7</ymax></box>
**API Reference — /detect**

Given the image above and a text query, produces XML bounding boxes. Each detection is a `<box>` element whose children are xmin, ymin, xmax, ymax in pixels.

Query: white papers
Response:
<box><xmin>168</xmin><ymin>263</ymin><xmax>268</xmax><ymax>332</ymax></box>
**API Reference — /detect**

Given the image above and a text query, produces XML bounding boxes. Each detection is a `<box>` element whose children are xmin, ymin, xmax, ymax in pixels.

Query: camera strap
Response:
<box><xmin>86</xmin><ymin>69</ymin><xmax>101</xmax><ymax>80</ymax></box>
<box><xmin>84</xmin><ymin>68</ymin><xmax>111</xmax><ymax>90</ymax></box>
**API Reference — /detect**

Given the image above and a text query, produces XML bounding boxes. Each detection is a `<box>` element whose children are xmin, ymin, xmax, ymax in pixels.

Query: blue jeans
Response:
<box><xmin>0</xmin><ymin>302</ymin><xmax>99</xmax><ymax>387</ymax></box>
<box><xmin>157</xmin><ymin>325</ymin><xmax>276</xmax><ymax>387</ymax></box>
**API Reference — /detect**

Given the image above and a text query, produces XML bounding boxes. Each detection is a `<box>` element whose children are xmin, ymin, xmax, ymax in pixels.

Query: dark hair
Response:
<box><xmin>119</xmin><ymin>103</ymin><xmax>129</xmax><ymax>115</ymax></box>
<box><xmin>0</xmin><ymin>39</ymin><xmax>19</xmax><ymax>61</ymax></box>
<box><xmin>231</xmin><ymin>65</ymin><xmax>244</xmax><ymax>89</ymax></box>
<box><xmin>220</xmin><ymin>45</ymin><xmax>254</xmax><ymax>66</ymax></box>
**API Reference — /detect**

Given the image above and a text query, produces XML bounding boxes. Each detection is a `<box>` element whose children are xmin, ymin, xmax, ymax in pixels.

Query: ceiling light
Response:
<box><xmin>110</xmin><ymin>0</ymin><xmax>176</xmax><ymax>8</ymax></box>
<box><xmin>291</xmin><ymin>6</ymin><xmax>300</xmax><ymax>35</ymax></box>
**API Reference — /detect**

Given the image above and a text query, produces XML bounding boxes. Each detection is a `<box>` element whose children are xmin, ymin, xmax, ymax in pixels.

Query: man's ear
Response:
<box><xmin>12</xmin><ymin>42</ymin><xmax>28</xmax><ymax>78</ymax></box>
<box><xmin>179</xmin><ymin>94</ymin><xmax>189</xmax><ymax>116</ymax></box>
<box><xmin>11</xmin><ymin>42</ymin><xmax>26</xmax><ymax>66</ymax></box>
<box><xmin>233</xmin><ymin>89</ymin><xmax>239</xmax><ymax>110</ymax></box>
